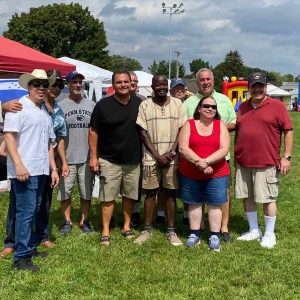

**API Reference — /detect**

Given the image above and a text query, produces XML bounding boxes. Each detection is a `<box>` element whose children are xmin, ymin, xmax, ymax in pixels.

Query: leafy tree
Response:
<box><xmin>148</xmin><ymin>59</ymin><xmax>185</xmax><ymax>78</ymax></box>
<box><xmin>213</xmin><ymin>50</ymin><xmax>247</xmax><ymax>91</ymax></box>
<box><xmin>108</xmin><ymin>55</ymin><xmax>142</xmax><ymax>72</ymax></box>
<box><xmin>4</xmin><ymin>3</ymin><xmax>110</xmax><ymax>69</ymax></box>
<box><xmin>189</xmin><ymin>58</ymin><xmax>211</xmax><ymax>77</ymax></box>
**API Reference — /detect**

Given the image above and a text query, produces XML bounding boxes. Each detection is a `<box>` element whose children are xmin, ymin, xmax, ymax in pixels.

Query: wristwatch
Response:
<box><xmin>283</xmin><ymin>155</ymin><xmax>292</xmax><ymax>161</ymax></box>
<box><xmin>170</xmin><ymin>150</ymin><xmax>176</xmax><ymax>156</ymax></box>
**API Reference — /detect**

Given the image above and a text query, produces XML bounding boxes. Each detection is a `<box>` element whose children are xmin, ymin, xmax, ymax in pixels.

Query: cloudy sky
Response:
<box><xmin>1</xmin><ymin>0</ymin><xmax>300</xmax><ymax>76</ymax></box>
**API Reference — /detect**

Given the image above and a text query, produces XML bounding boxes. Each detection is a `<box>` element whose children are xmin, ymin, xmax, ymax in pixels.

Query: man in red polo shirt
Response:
<box><xmin>235</xmin><ymin>71</ymin><xmax>293</xmax><ymax>249</ymax></box>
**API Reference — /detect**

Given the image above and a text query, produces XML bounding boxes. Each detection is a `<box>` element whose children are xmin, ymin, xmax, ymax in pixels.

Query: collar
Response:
<box><xmin>195</xmin><ymin>89</ymin><xmax>217</xmax><ymax>99</ymax></box>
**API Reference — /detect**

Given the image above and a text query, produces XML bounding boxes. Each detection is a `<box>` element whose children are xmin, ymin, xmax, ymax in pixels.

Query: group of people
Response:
<box><xmin>0</xmin><ymin>67</ymin><xmax>293</xmax><ymax>272</ymax></box>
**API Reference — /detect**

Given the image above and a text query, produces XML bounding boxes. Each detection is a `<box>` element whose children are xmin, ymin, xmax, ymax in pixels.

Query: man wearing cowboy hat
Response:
<box><xmin>3</xmin><ymin>69</ymin><xmax>59</xmax><ymax>271</ymax></box>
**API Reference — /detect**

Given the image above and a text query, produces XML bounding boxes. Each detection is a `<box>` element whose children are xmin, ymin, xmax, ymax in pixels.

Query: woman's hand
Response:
<box><xmin>203</xmin><ymin>166</ymin><xmax>213</xmax><ymax>175</ymax></box>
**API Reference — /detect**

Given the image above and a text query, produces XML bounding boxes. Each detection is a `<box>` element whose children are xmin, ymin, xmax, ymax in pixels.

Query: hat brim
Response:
<box><xmin>19</xmin><ymin>73</ymin><xmax>56</xmax><ymax>89</ymax></box>
<box><xmin>171</xmin><ymin>83</ymin><xmax>186</xmax><ymax>89</ymax></box>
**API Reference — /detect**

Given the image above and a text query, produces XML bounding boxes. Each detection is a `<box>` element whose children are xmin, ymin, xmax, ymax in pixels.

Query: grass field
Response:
<box><xmin>0</xmin><ymin>112</ymin><xmax>300</xmax><ymax>300</ymax></box>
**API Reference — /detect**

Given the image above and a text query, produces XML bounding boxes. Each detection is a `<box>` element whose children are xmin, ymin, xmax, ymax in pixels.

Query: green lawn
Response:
<box><xmin>0</xmin><ymin>113</ymin><xmax>300</xmax><ymax>299</ymax></box>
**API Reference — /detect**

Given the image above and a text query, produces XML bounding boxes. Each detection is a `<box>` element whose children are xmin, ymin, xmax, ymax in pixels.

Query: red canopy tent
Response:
<box><xmin>0</xmin><ymin>36</ymin><xmax>75</xmax><ymax>78</ymax></box>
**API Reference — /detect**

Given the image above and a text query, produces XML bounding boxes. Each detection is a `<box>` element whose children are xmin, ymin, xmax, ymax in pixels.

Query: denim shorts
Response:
<box><xmin>180</xmin><ymin>175</ymin><xmax>228</xmax><ymax>205</ymax></box>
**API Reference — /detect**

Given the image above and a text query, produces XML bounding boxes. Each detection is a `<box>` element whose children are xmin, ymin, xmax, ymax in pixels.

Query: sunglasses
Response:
<box><xmin>30</xmin><ymin>81</ymin><xmax>49</xmax><ymax>89</ymax></box>
<box><xmin>52</xmin><ymin>82</ymin><xmax>64</xmax><ymax>89</ymax></box>
<box><xmin>201</xmin><ymin>104</ymin><xmax>217</xmax><ymax>110</ymax></box>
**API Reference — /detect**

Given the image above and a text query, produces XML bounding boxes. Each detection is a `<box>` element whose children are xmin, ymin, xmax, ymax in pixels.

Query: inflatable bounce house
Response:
<box><xmin>222</xmin><ymin>76</ymin><xmax>248</xmax><ymax>111</ymax></box>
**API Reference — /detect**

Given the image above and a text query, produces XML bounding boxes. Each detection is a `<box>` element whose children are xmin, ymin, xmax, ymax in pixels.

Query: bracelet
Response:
<box><xmin>51</xmin><ymin>167</ymin><xmax>58</xmax><ymax>172</ymax></box>
<box><xmin>204</xmin><ymin>160</ymin><xmax>210</xmax><ymax>166</ymax></box>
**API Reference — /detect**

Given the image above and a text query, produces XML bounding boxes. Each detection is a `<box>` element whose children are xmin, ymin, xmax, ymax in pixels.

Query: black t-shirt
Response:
<box><xmin>90</xmin><ymin>95</ymin><xmax>142</xmax><ymax>164</ymax></box>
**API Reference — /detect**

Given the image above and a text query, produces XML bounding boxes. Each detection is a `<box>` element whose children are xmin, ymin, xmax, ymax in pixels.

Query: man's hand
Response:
<box><xmin>89</xmin><ymin>156</ymin><xmax>100</xmax><ymax>173</ymax></box>
<box><xmin>61</xmin><ymin>163</ymin><xmax>70</xmax><ymax>178</ymax></box>
<box><xmin>2</xmin><ymin>100</ymin><xmax>23</xmax><ymax>113</ymax></box>
<box><xmin>279</xmin><ymin>157</ymin><xmax>291</xmax><ymax>176</ymax></box>
<box><xmin>51</xmin><ymin>170</ymin><xmax>59</xmax><ymax>188</ymax></box>
<box><xmin>15</xmin><ymin>163</ymin><xmax>30</xmax><ymax>181</ymax></box>
<box><xmin>157</xmin><ymin>154</ymin><xmax>171</xmax><ymax>168</ymax></box>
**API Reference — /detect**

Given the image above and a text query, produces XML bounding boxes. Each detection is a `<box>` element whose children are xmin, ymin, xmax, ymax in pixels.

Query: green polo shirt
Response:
<box><xmin>184</xmin><ymin>89</ymin><xmax>236</xmax><ymax>160</ymax></box>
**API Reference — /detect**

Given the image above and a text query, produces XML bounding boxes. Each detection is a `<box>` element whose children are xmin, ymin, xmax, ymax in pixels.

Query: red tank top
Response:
<box><xmin>179</xmin><ymin>119</ymin><xmax>230</xmax><ymax>179</ymax></box>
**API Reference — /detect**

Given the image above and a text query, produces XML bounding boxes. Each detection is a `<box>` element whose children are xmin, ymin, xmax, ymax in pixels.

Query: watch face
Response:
<box><xmin>285</xmin><ymin>156</ymin><xmax>292</xmax><ymax>161</ymax></box>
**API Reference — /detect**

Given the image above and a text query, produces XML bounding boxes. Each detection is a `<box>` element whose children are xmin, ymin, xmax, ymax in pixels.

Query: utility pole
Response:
<box><xmin>175</xmin><ymin>50</ymin><xmax>181</xmax><ymax>78</ymax></box>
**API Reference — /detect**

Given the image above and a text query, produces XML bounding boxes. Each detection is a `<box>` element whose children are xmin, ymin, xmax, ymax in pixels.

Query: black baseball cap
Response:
<box><xmin>248</xmin><ymin>72</ymin><xmax>267</xmax><ymax>87</ymax></box>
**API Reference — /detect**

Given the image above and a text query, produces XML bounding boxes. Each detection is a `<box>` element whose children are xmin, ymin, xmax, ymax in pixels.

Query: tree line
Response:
<box><xmin>3</xmin><ymin>3</ymin><xmax>297</xmax><ymax>89</ymax></box>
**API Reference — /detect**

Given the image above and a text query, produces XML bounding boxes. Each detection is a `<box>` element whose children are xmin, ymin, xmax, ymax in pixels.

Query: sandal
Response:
<box><xmin>100</xmin><ymin>236</ymin><xmax>110</xmax><ymax>245</ymax></box>
<box><xmin>122</xmin><ymin>230</ymin><xmax>135</xmax><ymax>239</ymax></box>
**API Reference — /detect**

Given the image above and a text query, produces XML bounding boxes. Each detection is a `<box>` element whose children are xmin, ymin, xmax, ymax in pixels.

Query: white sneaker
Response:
<box><xmin>237</xmin><ymin>229</ymin><xmax>262</xmax><ymax>241</ymax></box>
<box><xmin>260</xmin><ymin>234</ymin><xmax>276</xmax><ymax>249</ymax></box>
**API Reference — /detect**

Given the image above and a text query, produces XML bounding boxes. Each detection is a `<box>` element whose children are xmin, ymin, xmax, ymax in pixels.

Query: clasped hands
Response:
<box><xmin>194</xmin><ymin>158</ymin><xmax>213</xmax><ymax>175</ymax></box>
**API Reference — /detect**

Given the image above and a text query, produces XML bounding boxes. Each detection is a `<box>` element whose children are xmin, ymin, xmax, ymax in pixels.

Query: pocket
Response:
<box><xmin>266</xmin><ymin>175</ymin><xmax>279</xmax><ymax>198</ymax></box>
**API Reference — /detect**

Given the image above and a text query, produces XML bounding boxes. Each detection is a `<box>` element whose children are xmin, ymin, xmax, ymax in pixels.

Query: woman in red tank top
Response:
<box><xmin>178</xmin><ymin>96</ymin><xmax>230</xmax><ymax>250</ymax></box>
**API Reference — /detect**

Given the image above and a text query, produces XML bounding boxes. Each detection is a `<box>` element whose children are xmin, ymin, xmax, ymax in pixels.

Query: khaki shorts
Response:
<box><xmin>235</xmin><ymin>162</ymin><xmax>280</xmax><ymax>203</ymax></box>
<box><xmin>98</xmin><ymin>158</ymin><xmax>140</xmax><ymax>202</ymax></box>
<box><xmin>57</xmin><ymin>163</ymin><xmax>94</xmax><ymax>201</ymax></box>
<box><xmin>142</xmin><ymin>163</ymin><xmax>179</xmax><ymax>190</ymax></box>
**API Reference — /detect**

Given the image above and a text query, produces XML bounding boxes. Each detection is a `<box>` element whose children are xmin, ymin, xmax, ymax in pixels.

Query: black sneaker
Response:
<box><xmin>154</xmin><ymin>215</ymin><xmax>166</xmax><ymax>228</ymax></box>
<box><xmin>13</xmin><ymin>257</ymin><xmax>39</xmax><ymax>272</ymax></box>
<box><xmin>31</xmin><ymin>249</ymin><xmax>48</xmax><ymax>258</ymax></box>
<box><xmin>221</xmin><ymin>232</ymin><xmax>232</xmax><ymax>243</ymax></box>
<box><xmin>80</xmin><ymin>220</ymin><xmax>93</xmax><ymax>233</ymax></box>
<box><xmin>59</xmin><ymin>220</ymin><xmax>72</xmax><ymax>234</ymax></box>
<box><xmin>131</xmin><ymin>212</ymin><xmax>140</xmax><ymax>229</ymax></box>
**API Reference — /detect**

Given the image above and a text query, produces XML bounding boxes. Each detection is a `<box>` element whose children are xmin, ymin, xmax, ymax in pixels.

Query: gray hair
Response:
<box><xmin>196</xmin><ymin>68</ymin><xmax>214</xmax><ymax>81</ymax></box>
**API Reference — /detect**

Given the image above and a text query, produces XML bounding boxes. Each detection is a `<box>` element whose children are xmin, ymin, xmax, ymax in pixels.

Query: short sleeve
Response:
<box><xmin>3</xmin><ymin>111</ymin><xmax>23</xmax><ymax>133</ymax></box>
<box><xmin>136</xmin><ymin>102</ymin><xmax>147</xmax><ymax>130</ymax></box>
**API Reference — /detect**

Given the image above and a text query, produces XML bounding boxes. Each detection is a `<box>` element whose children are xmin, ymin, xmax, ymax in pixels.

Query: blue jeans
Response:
<box><xmin>34</xmin><ymin>175</ymin><xmax>53</xmax><ymax>243</ymax></box>
<box><xmin>12</xmin><ymin>175</ymin><xmax>46</xmax><ymax>261</ymax></box>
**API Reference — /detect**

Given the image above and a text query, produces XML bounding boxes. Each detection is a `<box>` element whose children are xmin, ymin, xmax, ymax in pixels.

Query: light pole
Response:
<box><xmin>162</xmin><ymin>2</ymin><xmax>184</xmax><ymax>79</ymax></box>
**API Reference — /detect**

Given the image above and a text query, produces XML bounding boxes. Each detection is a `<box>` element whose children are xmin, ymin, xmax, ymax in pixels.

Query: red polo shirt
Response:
<box><xmin>234</xmin><ymin>97</ymin><xmax>293</xmax><ymax>168</ymax></box>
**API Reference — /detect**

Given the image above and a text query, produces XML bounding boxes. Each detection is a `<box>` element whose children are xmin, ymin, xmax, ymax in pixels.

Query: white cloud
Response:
<box><xmin>1</xmin><ymin>0</ymin><xmax>300</xmax><ymax>76</ymax></box>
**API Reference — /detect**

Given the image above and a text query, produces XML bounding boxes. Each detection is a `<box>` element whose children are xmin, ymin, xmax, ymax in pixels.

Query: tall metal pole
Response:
<box><xmin>169</xmin><ymin>12</ymin><xmax>172</xmax><ymax>80</ymax></box>
<box><xmin>162</xmin><ymin>3</ymin><xmax>185</xmax><ymax>80</ymax></box>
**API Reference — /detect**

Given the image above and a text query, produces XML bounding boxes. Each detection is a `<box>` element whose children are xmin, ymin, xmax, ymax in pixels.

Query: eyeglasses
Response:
<box><xmin>131</xmin><ymin>80</ymin><xmax>138</xmax><ymax>83</ymax></box>
<box><xmin>30</xmin><ymin>81</ymin><xmax>49</xmax><ymax>89</ymax></box>
<box><xmin>52</xmin><ymin>82</ymin><xmax>64</xmax><ymax>89</ymax></box>
<box><xmin>201</xmin><ymin>104</ymin><xmax>217</xmax><ymax>110</ymax></box>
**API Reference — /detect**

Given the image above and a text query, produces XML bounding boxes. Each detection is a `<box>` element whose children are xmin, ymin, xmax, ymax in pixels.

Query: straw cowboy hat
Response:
<box><xmin>19</xmin><ymin>69</ymin><xmax>56</xmax><ymax>89</ymax></box>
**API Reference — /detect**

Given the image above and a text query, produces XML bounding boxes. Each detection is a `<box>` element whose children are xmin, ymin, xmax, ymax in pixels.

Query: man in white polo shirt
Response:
<box><xmin>4</xmin><ymin>69</ymin><xmax>59</xmax><ymax>272</ymax></box>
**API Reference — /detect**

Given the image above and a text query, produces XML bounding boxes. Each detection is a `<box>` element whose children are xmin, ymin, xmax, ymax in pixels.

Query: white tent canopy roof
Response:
<box><xmin>58</xmin><ymin>56</ymin><xmax>112</xmax><ymax>82</ymax></box>
<box><xmin>133</xmin><ymin>71</ymin><xmax>153</xmax><ymax>87</ymax></box>
<box><xmin>267</xmin><ymin>83</ymin><xmax>291</xmax><ymax>96</ymax></box>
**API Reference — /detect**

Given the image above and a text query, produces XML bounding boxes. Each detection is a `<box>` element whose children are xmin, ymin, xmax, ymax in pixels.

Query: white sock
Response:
<box><xmin>246</xmin><ymin>211</ymin><xmax>259</xmax><ymax>231</ymax></box>
<box><xmin>264</xmin><ymin>215</ymin><xmax>276</xmax><ymax>236</ymax></box>
<box><xmin>183</xmin><ymin>210</ymin><xmax>188</xmax><ymax>218</ymax></box>
<box><xmin>157</xmin><ymin>210</ymin><xmax>165</xmax><ymax>217</ymax></box>
<box><xmin>133</xmin><ymin>203</ymin><xmax>140</xmax><ymax>213</ymax></box>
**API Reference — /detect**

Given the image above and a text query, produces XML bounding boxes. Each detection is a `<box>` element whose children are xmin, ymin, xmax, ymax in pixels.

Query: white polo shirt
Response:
<box><xmin>4</xmin><ymin>96</ymin><xmax>55</xmax><ymax>178</ymax></box>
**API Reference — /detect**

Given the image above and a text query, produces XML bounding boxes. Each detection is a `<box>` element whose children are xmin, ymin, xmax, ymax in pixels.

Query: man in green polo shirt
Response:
<box><xmin>184</xmin><ymin>68</ymin><xmax>236</xmax><ymax>242</ymax></box>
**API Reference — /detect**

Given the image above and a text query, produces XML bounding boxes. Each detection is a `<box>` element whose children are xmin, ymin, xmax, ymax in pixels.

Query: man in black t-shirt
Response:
<box><xmin>89</xmin><ymin>71</ymin><xmax>142</xmax><ymax>245</ymax></box>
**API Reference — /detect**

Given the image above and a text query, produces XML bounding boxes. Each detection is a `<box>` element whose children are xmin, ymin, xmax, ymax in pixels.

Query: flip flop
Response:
<box><xmin>122</xmin><ymin>230</ymin><xmax>135</xmax><ymax>239</ymax></box>
<box><xmin>100</xmin><ymin>236</ymin><xmax>110</xmax><ymax>245</ymax></box>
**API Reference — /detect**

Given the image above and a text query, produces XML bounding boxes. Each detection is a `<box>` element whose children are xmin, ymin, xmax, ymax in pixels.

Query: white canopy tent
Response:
<box><xmin>58</xmin><ymin>56</ymin><xmax>113</xmax><ymax>101</ymax></box>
